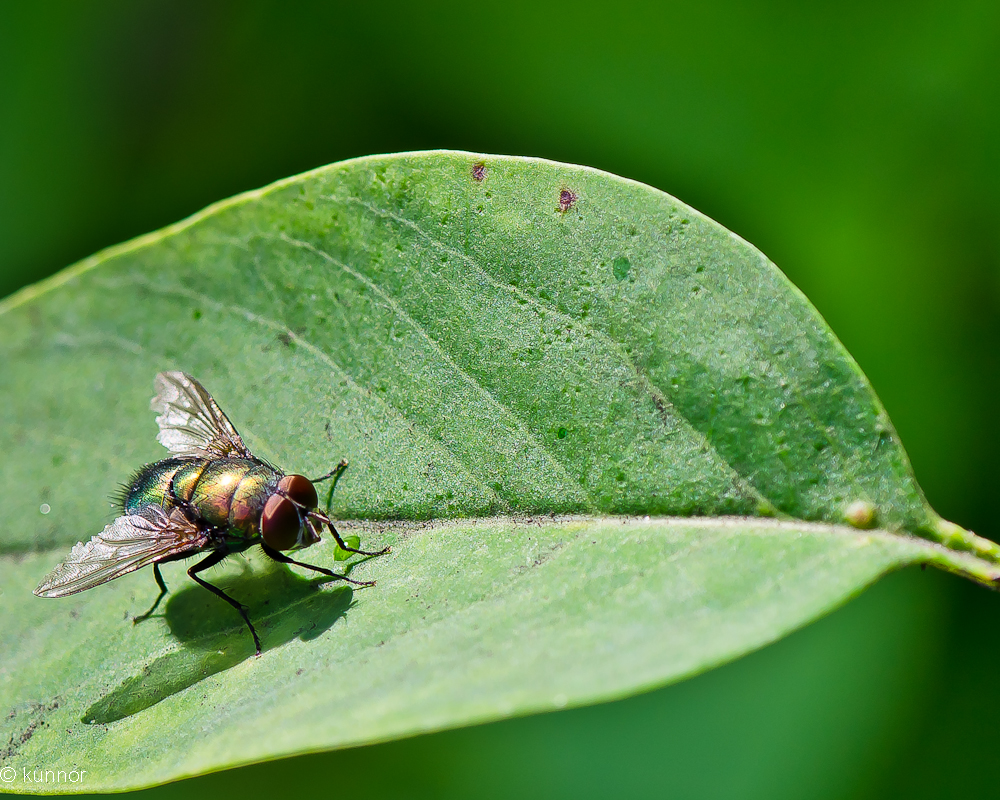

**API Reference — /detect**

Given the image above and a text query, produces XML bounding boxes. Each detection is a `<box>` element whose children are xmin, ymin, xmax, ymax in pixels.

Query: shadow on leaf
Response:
<box><xmin>82</xmin><ymin>562</ymin><xmax>353</xmax><ymax>725</ymax></box>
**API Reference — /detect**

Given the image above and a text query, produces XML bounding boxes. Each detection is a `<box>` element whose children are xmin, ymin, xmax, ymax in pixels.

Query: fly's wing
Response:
<box><xmin>151</xmin><ymin>371</ymin><xmax>252</xmax><ymax>459</ymax></box>
<box><xmin>33</xmin><ymin>507</ymin><xmax>208</xmax><ymax>598</ymax></box>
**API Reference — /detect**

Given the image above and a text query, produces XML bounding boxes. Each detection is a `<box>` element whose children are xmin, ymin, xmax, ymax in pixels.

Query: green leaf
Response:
<box><xmin>332</xmin><ymin>534</ymin><xmax>362</xmax><ymax>561</ymax></box>
<box><xmin>1</xmin><ymin>151</ymin><xmax>995</xmax><ymax>793</ymax></box>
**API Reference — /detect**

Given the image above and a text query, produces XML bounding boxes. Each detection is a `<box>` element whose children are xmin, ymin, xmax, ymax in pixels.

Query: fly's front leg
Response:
<box><xmin>307</xmin><ymin>512</ymin><xmax>390</xmax><ymax>557</ymax></box>
<box><xmin>132</xmin><ymin>562</ymin><xmax>168</xmax><ymax>624</ymax></box>
<box><xmin>326</xmin><ymin>519</ymin><xmax>390</xmax><ymax>557</ymax></box>
<box><xmin>261</xmin><ymin>542</ymin><xmax>376</xmax><ymax>587</ymax></box>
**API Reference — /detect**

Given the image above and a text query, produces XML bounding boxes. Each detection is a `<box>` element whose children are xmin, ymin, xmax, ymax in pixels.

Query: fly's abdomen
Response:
<box><xmin>123</xmin><ymin>458</ymin><xmax>191</xmax><ymax>513</ymax></box>
<box><xmin>172</xmin><ymin>460</ymin><xmax>209</xmax><ymax>503</ymax></box>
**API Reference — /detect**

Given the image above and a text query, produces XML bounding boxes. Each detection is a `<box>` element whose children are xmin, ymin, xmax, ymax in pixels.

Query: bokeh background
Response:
<box><xmin>3</xmin><ymin>2</ymin><xmax>999</xmax><ymax>798</ymax></box>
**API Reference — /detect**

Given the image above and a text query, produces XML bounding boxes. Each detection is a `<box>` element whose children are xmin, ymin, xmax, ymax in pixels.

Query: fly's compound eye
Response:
<box><xmin>261</xmin><ymin>494</ymin><xmax>301</xmax><ymax>551</ymax></box>
<box><xmin>277</xmin><ymin>474</ymin><xmax>318</xmax><ymax>510</ymax></box>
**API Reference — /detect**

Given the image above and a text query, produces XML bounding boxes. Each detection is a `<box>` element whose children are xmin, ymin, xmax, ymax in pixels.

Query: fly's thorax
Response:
<box><xmin>229</xmin><ymin>465</ymin><xmax>282</xmax><ymax>534</ymax></box>
<box><xmin>123</xmin><ymin>458</ymin><xmax>191</xmax><ymax>513</ymax></box>
<box><xmin>189</xmin><ymin>458</ymin><xmax>271</xmax><ymax>528</ymax></box>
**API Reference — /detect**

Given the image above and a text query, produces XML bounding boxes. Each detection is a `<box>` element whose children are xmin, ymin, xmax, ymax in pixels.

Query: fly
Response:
<box><xmin>33</xmin><ymin>371</ymin><xmax>388</xmax><ymax>656</ymax></box>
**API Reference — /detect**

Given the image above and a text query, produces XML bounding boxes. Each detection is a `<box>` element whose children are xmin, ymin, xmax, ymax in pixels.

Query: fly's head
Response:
<box><xmin>261</xmin><ymin>474</ymin><xmax>322</xmax><ymax>551</ymax></box>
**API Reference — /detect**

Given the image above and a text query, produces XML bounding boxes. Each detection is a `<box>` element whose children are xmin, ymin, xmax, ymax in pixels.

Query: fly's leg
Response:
<box><xmin>261</xmin><ymin>542</ymin><xmax>376</xmax><ymax>587</ymax></box>
<box><xmin>320</xmin><ymin>517</ymin><xmax>391</xmax><ymax>557</ymax></box>
<box><xmin>188</xmin><ymin>549</ymin><xmax>262</xmax><ymax>657</ymax></box>
<box><xmin>132</xmin><ymin>562</ymin><xmax>169</xmax><ymax>625</ymax></box>
<box><xmin>315</xmin><ymin>459</ymin><xmax>349</xmax><ymax>511</ymax></box>
<box><xmin>310</xmin><ymin>461</ymin><xmax>389</xmax><ymax>556</ymax></box>
<box><xmin>167</xmin><ymin>474</ymin><xmax>201</xmax><ymax>521</ymax></box>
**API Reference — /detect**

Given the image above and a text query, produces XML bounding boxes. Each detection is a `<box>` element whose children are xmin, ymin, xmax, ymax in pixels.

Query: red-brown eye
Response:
<box><xmin>277</xmin><ymin>474</ymin><xmax>318</xmax><ymax>509</ymax></box>
<box><xmin>261</xmin><ymin>494</ymin><xmax>301</xmax><ymax>551</ymax></box>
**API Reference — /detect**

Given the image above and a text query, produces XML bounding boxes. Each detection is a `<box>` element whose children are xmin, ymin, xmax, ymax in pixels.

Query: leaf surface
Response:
<box><xmin>0</xmin><ymin>152</ymin><xmax>993</xmax><ymax>793</ymax></box>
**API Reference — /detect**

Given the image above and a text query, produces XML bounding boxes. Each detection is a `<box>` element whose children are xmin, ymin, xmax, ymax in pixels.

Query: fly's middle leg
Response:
<box><xmin>188</xmin><ymin>549</ymin><xmax>263</xmax><ymax>657</ymax></box>
<box><xmin>261</xmin><ymin>542</ymin><xmax>376</xmax><ymax>587</ymax></box>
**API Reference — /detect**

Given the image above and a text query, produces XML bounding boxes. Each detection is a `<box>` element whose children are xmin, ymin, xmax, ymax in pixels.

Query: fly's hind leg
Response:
<box><xmin>261</xmin><ymin>542</ymin><xmax>376</xmax><ymax>588</ymax></box>
<box><xmin>188</xmin><ymin>549</ymin><xmax>262</xmax><ymax>657</ymax></box>
<box><xmin>132</xmin><ymin>562</ymin><xmax>169</xmax><ymax>625</ymax></box>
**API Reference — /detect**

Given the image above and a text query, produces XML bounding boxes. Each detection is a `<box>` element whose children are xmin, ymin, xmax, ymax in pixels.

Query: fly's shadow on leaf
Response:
<box><xmin>82</xmin><ymin>563</ymin><xmax>354</xmax><ymax>725</ymax></box>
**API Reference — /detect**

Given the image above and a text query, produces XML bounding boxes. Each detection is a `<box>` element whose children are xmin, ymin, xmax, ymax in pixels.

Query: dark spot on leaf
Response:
<box><xmin>277</xmin><ymin>332</ymin><xmax>294</xmax><ymax>348</ymax></box>
<box><xmin>558</xmin><ymin>189</ymin><xmax>577</xmax><ymax>212</ymax></box>
<box><xmin>192</xmin><ymin>309</ymin><xmax>202</xmax><ymax>320</ymax></box>
<box><xmin>1</xmin><ymin>699</ymin><xmax>60</xmax><ymax>760</ymax></box>
<box><xmin>613</xmin><ymin>256</ymin><xmax>631</xmax><ymax>281</ymax></box>
<box><xmin>557</xmin><ymin>427</ymin><xmax>568</xmax><ymax>439</ymax></box>
<box><xmin>472</xmin><ymin>162</ymin><xmax>486</xmax><ymax>181</ymax></box>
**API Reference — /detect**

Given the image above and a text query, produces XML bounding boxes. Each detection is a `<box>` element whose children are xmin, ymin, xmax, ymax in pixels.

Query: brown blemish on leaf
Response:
<box><xmin>472</xmin><ymin>163</ymin><xmax>486</xmax><ymax>182</ymax></box>
<box><xmin>558</xmin><ymin>189</ymin><xmax>577</xmax><ymax>213</ymax></box>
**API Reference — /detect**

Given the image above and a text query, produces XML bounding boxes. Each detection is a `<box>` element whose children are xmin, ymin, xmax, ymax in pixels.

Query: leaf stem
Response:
<box><xmin>929</xmin><ymin>517</ymin><xmax>1000</xmax><ymax>566</ymax></box>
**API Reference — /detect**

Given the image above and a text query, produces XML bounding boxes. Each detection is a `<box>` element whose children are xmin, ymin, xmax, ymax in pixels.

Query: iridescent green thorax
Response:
<box><xmin>123</xmin><ymin>457</ymin><xmax>281</xmax><ymax>537</ymax></box>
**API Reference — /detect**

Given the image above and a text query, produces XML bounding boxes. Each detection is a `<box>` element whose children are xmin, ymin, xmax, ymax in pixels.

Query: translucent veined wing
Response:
<box><xmin>151</xmin><ymin>371</ymin><xmax>252</xmax><ymax>459</ymax></box>
<box><xmin>33</xmin><ymin>507</ymin><xmax>208</xmax><ymax>598</ymax></box>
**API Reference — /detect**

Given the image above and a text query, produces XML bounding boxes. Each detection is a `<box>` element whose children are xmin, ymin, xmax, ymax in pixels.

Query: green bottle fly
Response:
<box><xmin>34</xmin><ymin>371</ymin><xmax>389</xmax><ymax>656</ymax></box>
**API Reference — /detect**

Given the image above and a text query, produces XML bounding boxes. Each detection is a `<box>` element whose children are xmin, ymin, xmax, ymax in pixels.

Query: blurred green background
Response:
<box><xmin>3</xmin><ymin>1</ymin><xmax>998</xmax><ymax>797</ymax></box>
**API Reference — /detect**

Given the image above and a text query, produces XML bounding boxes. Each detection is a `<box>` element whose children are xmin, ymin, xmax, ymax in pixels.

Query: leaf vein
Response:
<box><xmin>98</xmin><ymin>275</ymin><xmax>504</xmax><ymax>506</ymax></box>
<box><xmin>273</xmin><ymin>232</ymin><xmax>595</xmax><ymax>510</ymax></box>
<box><xmin>339</xmin><ymin>195</ymin><xmax>777</xmax><ymax>514</ymax></box>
